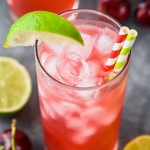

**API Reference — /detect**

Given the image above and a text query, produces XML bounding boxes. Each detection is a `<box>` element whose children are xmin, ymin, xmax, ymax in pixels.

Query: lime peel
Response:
<box><xmin>4</xmin><ymin>11</ymin><xmax>84</xmax><ymax>48</ymax></box>
<box><xmin>0</xmin><ymin>57</ymin><xmax>32</xmax><ymax>114</ymax></box>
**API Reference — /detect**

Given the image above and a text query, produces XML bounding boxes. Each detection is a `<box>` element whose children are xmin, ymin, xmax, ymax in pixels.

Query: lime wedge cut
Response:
<box><xmin>4</xmin><ymin>11</ymin><xmax>84</xmax><ymax>48</ymax></box>
<box><xmin>0</xmin><ymin>57</ymin><xmax>32</xmax><ymax>114</ymax></box>
<box><xmin>124</xmin><ymin>135</ymin><xmax>150</xmax><ymax>150</ymax></box>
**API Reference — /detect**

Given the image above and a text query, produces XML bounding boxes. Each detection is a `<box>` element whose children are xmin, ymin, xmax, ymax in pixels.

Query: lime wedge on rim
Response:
<box><xmin>0</xmin><ymin>57</ymin><xmax>32</xmax><ymax>114</ymax></box>
<box><xmin>4</xmin><ymin>11</ymin><xmax>84</xmax><ymax>48</ymax></box>
<box><xmin>2</xmin><ymin>11</ymin><xmax>83</xmax><ymax>114</ymax></box>
<box><xmin>124</xmin><ymin>135</ymin><xmax>150</xmax><ymax>150</ymax></box>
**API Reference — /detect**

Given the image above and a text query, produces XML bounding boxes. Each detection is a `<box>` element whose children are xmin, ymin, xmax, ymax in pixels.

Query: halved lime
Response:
<box><xmin>0</xmin><ymin>57</ymin><xmax>32</xmax><ymax>114</ymax></box>
<box><xmin>124</xmin><ymin>135</ymin><xmax>150</xmax><ymax>150</ymax></box>
<box><xmin>4</xmin><ymin>11</ymin><xmax>84</xmax><ymax>48</ymax></box>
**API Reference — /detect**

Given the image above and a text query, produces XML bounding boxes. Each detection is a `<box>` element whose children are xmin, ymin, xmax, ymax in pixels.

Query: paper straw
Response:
<box><xmin>104</xmin><ymin>26</ymin><xmax>129</xmax><ymax>71</ymax></box>
<box><xmin>113</xmin><ymin>29</ymin><xmax>138</xmax><ymax>73</ymax></box>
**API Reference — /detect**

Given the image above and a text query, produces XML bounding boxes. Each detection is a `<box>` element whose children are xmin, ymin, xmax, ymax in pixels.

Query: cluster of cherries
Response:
<box><xmin>0</xmin><ymin>120</ymin><xmax>32</xmax><ymax>150</ymax></box>
<box><xmin>98</xmin><ymin>0</ymin><xmax>150</xmax><ymax>26</ymax></box>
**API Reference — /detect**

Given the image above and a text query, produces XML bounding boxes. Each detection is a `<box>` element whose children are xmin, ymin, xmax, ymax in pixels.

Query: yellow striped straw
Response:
<box><xmin>113</xmin><ymin>29</ymin><xmax>138</xmax><ymax>73</ymax></box>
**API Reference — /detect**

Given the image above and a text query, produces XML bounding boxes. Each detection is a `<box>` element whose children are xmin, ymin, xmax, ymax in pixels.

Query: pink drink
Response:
<box><xmin>35</xmin><ymin>10</ymin><xmax>129</xmax><ymax>150</ymax></box>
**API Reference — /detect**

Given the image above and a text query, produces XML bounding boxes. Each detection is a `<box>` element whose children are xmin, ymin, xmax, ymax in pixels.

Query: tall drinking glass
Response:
<box><xmin>6</xmin><ymin>0</ymin><xmax>79</xmax><ymax>20</ymax></box>
<box><xmin>35</xmin><ymin>9</ymin><xmax>129</xmax><ymax>150</ymax></box>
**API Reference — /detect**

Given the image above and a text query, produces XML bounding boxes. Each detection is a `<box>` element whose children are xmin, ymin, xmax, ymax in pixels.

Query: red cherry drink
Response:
<box><xmin>6</xmin><ymin>0</ymin><xmax>78</xmax><ymax>20</ymax></box>
<box><xmin>35</xmin><ymin>10</ymin><xmax>129</xmax><ymax>150</ymax></box>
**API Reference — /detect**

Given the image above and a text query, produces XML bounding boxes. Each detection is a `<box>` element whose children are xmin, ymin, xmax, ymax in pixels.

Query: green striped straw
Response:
<box><xmin>113</xmin><ymin>29</ymin><xmax>138</xmax><ymax>73</ymax></box>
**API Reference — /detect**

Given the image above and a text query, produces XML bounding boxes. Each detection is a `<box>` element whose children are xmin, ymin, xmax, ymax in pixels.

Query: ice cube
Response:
<box><xmin>67</xmin><ymin>32</ymin><xmax>96</xmax><ymax>59</ymax></box>
<box><xmin>67</xmin><ymin>116</ymin><xmax>97</xmax><ymax>144</ymax></box>
<box><xmin>70</xmin><ymin>129</ymin><xmax>96</xmax><ymax>144</ymax></box>
<box><xmin>77</xmin><ymin>78</ymin><xmax>103</xmax><ymax>87</ymax></box>
<box><xmin>81</xmin><ymin>32</ymin><xmax>96</xmax><ymax>46</ymax></box>
<box><xmin>95</xmin><ymin>27</ymin><xmax>117</xmax><ymax>54</ymax></box>
<box><xmin>81</xmin><ymin>106</ymin><xmax>112</xmax><ymax>130</ymax></box>
<box><xmin>44</xmin><ymin>56</ymin><xmax>58</xmax><ymax>77</ymax></box>
<box><xmin>76</xmin><ymin>78</ymin><xmax>103</xmax><ymax>99</ymax></box>
<box><xmin>50</xmin><ymin>101</ymin><xmax>66</xmax><ymax>117</ymax></box>
<box><xmin>61</xmin><ymin>102</ymin><xmax>82</xmax><ymax>119</ymax></box>
<box><xmin>48</xmin><ymin>42</ymin><xmax>67</xmax><ymax>56</ymax></box>
<box><xmin>87</xmin><ymin>60</ymin><xmax>109</xmax><ymax>80</ymax></box>
<box><xmin>66</xmin><ymin>117</ymin><xmax>85</xmax><ymax>130</ymax></box>
<box><xmin>87</xmin><ymin>60</ymin><xmax>101</xmax><ymax>78</ymax></box>
<box><xmin>48</xmin><ymin>101</ymin><xmax>81</xmax><ymax>122</ymax></box>
<box><xmin>56</xmin><ymin>53</ymin><xmax>89</xmax><ymax>86</ymax></box>
<box><xmin>82</xmin><ymin>105</ymin><xmax>118</xmax><ymax>126</ymax></box>
<box><xmin>82</xmin><ymin>106</ymin><xmax>104</xmax><ymax>123</ymax></box>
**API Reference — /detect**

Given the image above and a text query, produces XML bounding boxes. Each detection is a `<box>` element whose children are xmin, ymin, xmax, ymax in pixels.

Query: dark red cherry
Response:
<box><xmin>135</xmin><ymin>1</ymin><xmax>150</xmax><ymax>26</ymax></box>
<box><xmin>0</xmin><ymin>120</ymin><xmax>32</xmax><ymax>150</ymax></box>
<box><xmin>98</xmin><ymin>0</ymin><xmax>131</xmax><ymax>23</ymax></box>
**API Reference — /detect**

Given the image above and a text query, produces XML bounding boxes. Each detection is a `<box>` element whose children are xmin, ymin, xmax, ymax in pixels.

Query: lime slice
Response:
<box><xmin>4</xmin><ymin>11</ymin><xmax>84</xmax><ymax>48</ymax></box>
<box><xmin>0</xmin><ymin>57</ymin><xmax>32</xmax><ymax>114</ymax></box>
<box><xmin>124</xmin><ymin>135</ymin><xmax>150</xmax><ymax>150</ymax></box>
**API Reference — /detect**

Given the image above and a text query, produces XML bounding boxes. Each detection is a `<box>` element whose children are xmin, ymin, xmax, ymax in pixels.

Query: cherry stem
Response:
<box><xmin>11</xmin><ymin>119</ymin><xmax>16</xmax><ymax>150</ymax></box>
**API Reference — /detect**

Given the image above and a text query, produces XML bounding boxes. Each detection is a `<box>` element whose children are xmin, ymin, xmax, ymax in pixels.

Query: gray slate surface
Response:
<box><xmin>0</xmin><ymin>0</ymin><xmax>150</xmax><ymax>149</ymax></box>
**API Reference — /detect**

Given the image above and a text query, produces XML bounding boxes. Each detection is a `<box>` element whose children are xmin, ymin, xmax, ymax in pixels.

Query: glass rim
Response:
<box><xmin>35</xmin><ymin>9</ymin><xmax>129</xmax><ymax>91</ymax></box>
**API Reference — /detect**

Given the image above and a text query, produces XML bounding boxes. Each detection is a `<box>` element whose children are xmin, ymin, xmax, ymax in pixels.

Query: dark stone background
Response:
<box><xmin>0</xmin><ymin>0</ymin><xmax>150</xmax><ymax>149</ymax></box>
